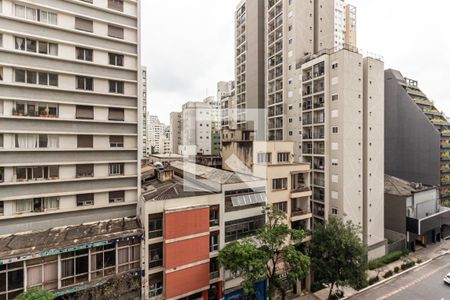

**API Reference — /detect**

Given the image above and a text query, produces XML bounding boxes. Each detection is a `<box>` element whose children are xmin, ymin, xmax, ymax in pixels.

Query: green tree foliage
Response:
<box><xmin>310</xmin><ymin>217</ymin><xmax>367</xmax><ymax>300</ymax></box>
<box><xmin>218</xmin><ymin>206</ymin><xmax>310</xmax><ymax>300</ymax></box>
<box><xmin>17</xmin><ymin>288</ymin><xmax>55</xmax><ymax>300</ymax></box>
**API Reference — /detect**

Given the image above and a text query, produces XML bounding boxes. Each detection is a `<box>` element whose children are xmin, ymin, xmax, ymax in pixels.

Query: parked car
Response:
<box><xmin>444</xmin><ymin>272</ymin><xmax>450</xmax><ymax>285</ymax></box>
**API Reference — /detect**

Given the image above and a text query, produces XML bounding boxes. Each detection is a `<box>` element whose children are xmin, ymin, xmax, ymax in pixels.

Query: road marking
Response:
<box><xmin>376</xmin><ymin>263</ymin><xmax>449</xmax><ymax>300</ymax></box>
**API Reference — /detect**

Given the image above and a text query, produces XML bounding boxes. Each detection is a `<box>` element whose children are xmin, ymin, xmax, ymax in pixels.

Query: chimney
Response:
<box><xmin>157</xmin><ymin>169</ymin><xmax>174</xmax><ymax>183</ymax></box>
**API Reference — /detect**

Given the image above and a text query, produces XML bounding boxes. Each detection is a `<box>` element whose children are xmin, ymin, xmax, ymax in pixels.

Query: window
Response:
<box><xmin>149</xmin><ymin>243</ymin><xmax>163</xmax><ymax>268</ymax></box>
<box><xmin>331</xmin><ymin>208</ymin><xmax>338</xmax><ymax>215</ymax></box>
<box><xmin>149</xmin><ymin>213</ymin><xmax>163</xmax><ymax>238</ymax></box>
<box><xmin>15</xmin><ymin>166</ymin><xmax>59</xmax><ymax>181</ymax></box>
<box><xmin>16</xmin><ymin>197</ymin><xmax>59</xmax><ymax>213</ymax></box>
<box><xmin>109</xmin><ymin>80</ymin><xmax>124</xmax><ymax>94</ymax></box>
<box><xmin>69</xmin><ymin>251</ymin><xmax>95</xmax><ymax>283</ymax></box>
<box><xmin>0</xmin><ymin>201</ymin><xmax>3</xmax><ymax>215</ymax></box>
<box><xmin>149</xmin><ymin>273</ymin><xmax>163</xmax><ymax>298</ymax></box>
<box><xmin>15</xmin><ymin>134</ymin><xmax>58</xmax><ymax>149</ymax></box>
<box><xmin>76</xmin><ymin>193</ymin><xmax>94</xmax><ymax>206</ymax></box>
<box><xmin>26</xmin><ymin>256</ymin><xmax>58</xmax><ymax>290</ymax></box>
<box><xmin>108</xmin><ymin>25</ymin><xmax>124</xmax><ymax>39</ymax></box>
<box><xmin>76</xmin><ymin>105</ymin><xmax>94</xmax><ymax>119</ymax></box>
<box><xmin>108</xmin><ymin>0</ymin><xmax>123</xmax><ymax>11</ymax></box>
<box><xmin>13</xmin><ymin>101</ymin><xmax>58</xmax><ymax>117</ymax></box>
<box><xmin>0</xmin><ymin>167</ymin><xmax>4</xmax><ymax>183</ymax></box>
<box><xmin>332</xmin><ymin>94</ymin><xmax>339</xmax><ymax>101</ymax></box>
<box><xmin>209</xmin><ymin>205</ymin><xmax>219</xmax><ymax>227</ymax></box>
<box><xmin>109</xmin><ymin>53</ymin><xmax>124</xmax><ymax>66</ymax></box>
<box><xmin>332</xmin><ymin>127</ymin><xmax>339</xmax><ymax>133</ymax></box>
<box><xmin>76</xmin><ymin>164</ymin><xmax>94</xmax><ymax>178</ymax></box>
<box><xmin>331</xmin><ymin>159</ymin><xmax>339</xmax><ymax>166</ymax></box>
<box><xmin>76</xmin><ymin>47</ymin><xmax>93</xmax><ymax>61</ymax></box>
<box><xmin>273</xmin><ymin>201</ymin><xmax>287</xmax><ymax>213</ymax></box>
<box><xmin>272</xmin><ymin>178</ymin><xmax>287</xmax><ymax>190</ymax></box>
<box><xmin>257</xmin><ymin>152</ymin><xmax>271</xmax><ymax>163</ymax></box>
<box><xmin>75</xmin><ymin>17</ymin><xmax>93</xmax><ymax>32</ymax></box>
<box><xmin>210</xmin><ymin>232</ymin><xmax>219</xmax><ymax>252</ymax></box>
<box><xmin>15</xmin><ymin>4</ymin><xmax>57</xmax><ymax>25</ymax></box>
<box><xmin>0</xmin><ymin>134</ymin><xmax>3</xmax><ymax>148</ymax></box>
<box><xmin>225</xmin><ymin>215</ymin><xmax>265</xmax><ymax>242</ymax></box>
<box><xmin>110</xmin><ymin>136</ymin><xmax>124</xmax><ymax>148</ymax></box>
<box><xmin>277</xmin><ymin>152</ymin><xmax>290</xmax><ymax>163</ymax></box>
<box><xmin>0</xmin><ymin>262</ymin><xmax>24</xmax><ymax>299</ymax></box>
<box><xmin>109</xmin><ymin>191</ymin><xmax>125</xmax><ymax>203</ymax></box>
<box><xmin>109</xmin><ymin>163</ymin><xmax>124</xmax><ymax>176</ymax></box>
<box><xmin>14</xmin><ymin>69</ymin><xmax>58</xmax><ymax>86</ymax></box>
<box><xmin>108</xmin><ymin>107</ymin><xmax>124</xmax><ymax>121</ymax></box>
<box><xmin>76</xmin><ymin>76</ymin><xmax>93</xmax><ymax>90</ymax></box>
<box><xmin>15</xmin><ymin>37</ymin><xmax>57</xmax><ymax>56</ymax></box>
<box><xmin>117</xmin><ymin>239</ymin><xmax>140</xmax><ymax>273</ymax></box>
<box><xmin>90</xmin><ymin>244</ymin><xmax>116</xmax><ymax>279</ymax></box>
<box><xmin>77</xmin><ymin>135</ymin><xmax>93</xmax><ymax>148</ymax></box>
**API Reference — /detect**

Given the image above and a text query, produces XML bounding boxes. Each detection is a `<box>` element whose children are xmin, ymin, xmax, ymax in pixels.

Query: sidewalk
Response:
<box><xmin>306</xmin><ymin>238</ymin><xmax>450</xmax><ymax>300</ymax></box>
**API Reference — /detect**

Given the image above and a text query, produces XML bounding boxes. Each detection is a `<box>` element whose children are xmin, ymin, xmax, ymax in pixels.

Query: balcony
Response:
<box><xmin>441</xmin><ymin>164</ymin><xmax>450</xmax><ymax>173</ymax></box>
<box><xmin>443</xmin><ymin>130</ymin><xmax>450</xmax><ymax>137</ymax></box>
<box><xmin>13</xmin><ymin>103</ymin><xmax>58</xmax><ymax>119</ymax></box>
<box><xmin>442</xmin><ymin>175</ymin><xmax>450</xmax><ymax>185</ymax></box>
<box><xmin>441</xmin><ymin>151</ymin><xmax>450</xmax><ymax>161</ymax></box>
<box><xmin>313</xmin><ymin>178</ymin><xmax>325</xmax><ymax>187</ymax></box>
<box><xmin>442</xmin><ymin>140</ymin><xmax>450</xmax><ymax>149</ymax></box>
<box><xmin>291</xmin><ymin>209</ymin><xmax>312</xmax><ymax>221</ymax></box>
<box><xmin>210</xmin><ymin>271</ymin><xmax>220</xmax><ymax>280</ymax></box>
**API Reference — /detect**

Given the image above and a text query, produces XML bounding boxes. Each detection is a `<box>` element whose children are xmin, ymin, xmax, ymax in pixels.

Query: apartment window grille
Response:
<box><xmin>76</xmin><ymin>164</ymin><xmax>94</xmax><ymax>178</ymax></box>
<box><xmin>90</xmin><ymin>244</ymin><xmax>116</xmax><ymax>279</ymax></box>
<box><xmin>210</xmin><ymin>232</ymin><xmax>219</xmax><ymax>252</ymax></box>
<box><xmin>108</xmin><ymin>107</ymin><xmax>124</xmax><ymax>121</ymax></box>
<box><xmin>108</xmin><ymin>0</ymin><xmax>124</xmax><ymax>11</ymax></box>
<box><xmin>76</xmin><ymin>105</ymin><xmax>94</xmax><ymax>120</ymax></box>
<box><xmin>273</xmin><ymin>201</ymin><xmax>288</xmax><ymax>213</ymax></box>
<box><xmin>25</xmin><ymin>256</ymin><xmax>58</xmax><ymax>290</ymax></box>
<box><xmin>75</xmin><ymin>17</ymin><xmax>93</xmax><ymax>32</ymax></box>
<box><xmin>149</xmin><ymin>273</ymin><xmax>163</xmax><ymax>297</ymax></box>
<box><xmin>76</xmin><ymin>193</ymin><xmax>94</xmax><ymax>206</ymax></box>
<box><xmin>148</xmin><ymin>213</ymin><xmax>163</xmax><ymax>238</ymax></box>
<box><xmin>76</xmin><ymin>47</ymin><xmax>93</xmax><ymax>61</ymax></box>
<box><xmin>77</xmin><ymin>135</ymin><xmax>93</xmax><ymax>148</ymax></box>
<box><xmin>0</xmin><ymin>262</ymin><xmax>24</xmax><ymax>299</ymax></box>
<box><xmin>15</xmin><ymin>4</ymin><xmax>57</xmax><ymax>25</ymax></box>
<box><xmin>61</xmin><ymin>250</ymin><xmax>89</xmax><ymax>287</ymax></box>
<box><xmin>14</xmin><ymin>68</ymin><xmax>58</xmax><ymax>86</ymax></box>
<box><xmin>272</xmin><ymin>178</ymin><xmax>288</xmax><ymax>190</ymax></box>
<box><xmin>15</xmin><ymin>166</ymin><xmax>59</xmax><ymax>182</ymax></box>
<box><xmin>108</xmin><ymin>25</ymin><xmax>124</xmax><ymax>39</ymax></box>
<box><xmin>257</xmin><ymin>152</ymin><xmax>271</xmax><ymax>163</ymax></box>
<box><xmin>109</xmin><ymin>163</ymin><xmax>124</xmax><ymax>176</ymax></box>
<box><xmin>109</xmin><ymin>191</ymin><xmax>125</xmax><ymax>203</ymax></box>
<box><xmin>15</xmin><ymin>134</ymin><xmax>58</xmax><ymax>149</ymax></box>
<box><xmin>109</xmin><ymin>80</ymin><xmax>124</xmax><ymax>94</ymax></box>
<box><xmin>110</xmin><ymin>135</ymin><xmax>124</xmax><ymax>148</ymax></box>
<box><xmin>277</xmin><ymin>152</ymin><xmax>290</xmax><ymax>163</ymax></box>
<box><xmin>76</xmin><ymin>76</ymin><xmax>93</xmax><ymax>90</ymax></box>
<box><xmin>149</xmin><ymin>243</ymin><xmax>163</xmax><ymax>268</ymax></box>
<box><xmin>109</xmin><ymin>53</ymin><xmax>124</xmax><ymax>66</ymax></box>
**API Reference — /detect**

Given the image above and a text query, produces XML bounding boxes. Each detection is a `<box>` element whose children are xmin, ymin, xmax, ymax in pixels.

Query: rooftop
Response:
<box><xmin>384</xmin><ymin>174</ymin><xmax>435</xmax><ymax>197</ymax></box>
<box><xmin>0</xmin><ymin>218</ymin><xmax>142</xmax><ymax>260</ymax></box>
<box><xmin>170</xmin><ymin>161</ymin><xmax>263</xmax><ymax>185</ymax></box>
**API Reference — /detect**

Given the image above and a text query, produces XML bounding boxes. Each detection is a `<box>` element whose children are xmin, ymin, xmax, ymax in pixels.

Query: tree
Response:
<box><xmin>218</xmin><ymin>206</ymin><xmax>310</xmax><ymax>300</ymax></box>
<box><xmin>310</xmin><ymin>217</ymin><xmax>367</xmax><ymax>300</ymax></box>
<box><xmin>17</xmin><ymin>288</ymin><xmax>55</xmax><ymax>300</ymax></box>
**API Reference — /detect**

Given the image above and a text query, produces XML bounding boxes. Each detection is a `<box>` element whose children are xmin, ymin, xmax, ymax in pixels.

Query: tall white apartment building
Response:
<box><xmin>334</xmin><ymin>0</ymin><xmax>357</xmax><ymax>48</ymax></box>
<box><xmin>142</xmin><ymin>66</ymin><xmax>148</xmax><ymax>158</ymax></box>
<box><xmin>0</xmin><ymin>0</ymin><xmax>141</xmax><ymax>235</ymax></box>
<box><xmin>147</xmin><ymin>115</ymin><xmax>165</xmax><ymax>155</ymax></box>
<box><xmin>218</xmin><ymin>80</ymin><xmax>237</xmax><ymax>130</ymax></box>
<box><xmin>169</xmin><ymin>111</ymin><xmax>182</xmax><ymax>155</ymax></box>
<box><xmin>180</xmin><ymin>101</ymin><xmax>213</xmax><ymax>156</ymax></box>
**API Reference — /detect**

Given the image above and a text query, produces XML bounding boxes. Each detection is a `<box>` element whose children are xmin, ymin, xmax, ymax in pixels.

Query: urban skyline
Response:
<box><xmin>143</xmin><ymin>0</ymin><xmax>450</xmax><ymax>125</ymax></box>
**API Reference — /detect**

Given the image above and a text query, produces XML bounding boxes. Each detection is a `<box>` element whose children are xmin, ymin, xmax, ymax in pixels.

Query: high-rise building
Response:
<box><xmin>142</xmin><ymin>66</ymin><xmax>148</xmax><ymax>158</ymax></box>
<box><xmin>218</xmin><ymin>80</ymin><xmax>236</xmax><ymax>130</ymax></box>
<box><xmin>170</xmin><ymin>111</ymin><xmax>182</xmax><ymax>155</ymax></box>
<box><xmin>385</xmin><ymin>69</ymin><xmax>450</xmax><ymax>202</ymax></box>
<box><xmin>0</xmin><ymin>0</ymin><xmax>142</xmax><ymax>297</ymax></box>
<box><xmin>147</xmin><ymin>115</ymin><xmax>165</xmax><ymax>155</ymax></box>
<box><xmin>180</xmin><ymin>101</ymin><xmax>213</xmax><ymax>156</ymax></box>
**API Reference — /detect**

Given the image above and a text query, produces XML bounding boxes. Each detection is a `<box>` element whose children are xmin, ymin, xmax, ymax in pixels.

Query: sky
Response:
<box><xmin>142</xmin><ymin>0</ymin><xmax>450</xmax><ymax>125</ymax></box>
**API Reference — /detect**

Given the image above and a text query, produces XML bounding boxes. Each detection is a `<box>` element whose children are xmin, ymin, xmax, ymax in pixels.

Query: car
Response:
<box><xmin>444</xmin><ymin>272</ymin><xmax>450</xmax><ymax>285</ymax></box>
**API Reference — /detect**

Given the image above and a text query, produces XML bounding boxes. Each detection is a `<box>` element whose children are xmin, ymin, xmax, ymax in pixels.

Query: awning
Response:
<box><xmin>231</xmin><ymin>193</ymin><xmax>266</xmax><ymax>207</ymax></box>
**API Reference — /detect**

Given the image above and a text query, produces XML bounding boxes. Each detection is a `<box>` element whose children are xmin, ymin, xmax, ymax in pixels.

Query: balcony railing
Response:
<box><xmin>210</xmin><ymin>219</ymin><xmax>219</xmax><ymax>227</ymax></box>
<box><xmin>210</xmin><ymin>271</ymin><xmax>220</xmax><ymax>280</ymax></box>
<box><xmin>291</xmin><ymin>209</ymin><xmax>311</xmax><ymax>217</ymax></box>
<box><xmin>291</xmin><ymin>186</ymin><xmax>310</xmax><ymax>193</ymax></box>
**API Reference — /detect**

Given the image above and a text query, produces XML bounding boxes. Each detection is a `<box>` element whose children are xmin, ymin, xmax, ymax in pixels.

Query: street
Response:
<box><xmin>350</xmin><ymin>254</ymin><xmax>450</xmax><ymax>300</ymax></box>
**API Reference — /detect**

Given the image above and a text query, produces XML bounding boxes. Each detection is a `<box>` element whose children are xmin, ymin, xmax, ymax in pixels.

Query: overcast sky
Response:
<box><xmin>142</xmin><ymin>0</ymin><xmax>450</xmax><ymax>125</ymax></box>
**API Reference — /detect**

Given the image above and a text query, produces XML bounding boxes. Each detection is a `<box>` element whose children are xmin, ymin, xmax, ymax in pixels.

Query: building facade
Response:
<box><xmin>385</xmin><ymin>69</ymin><xmax>450</xmax><ymax>202</ymax></box>
<box><xmin>147</xmin><ymin>115</ymin><xmax>165</xmax><ymax>155</ymax></box>
<box><xmin>169</xmin><ymin>111</ymin><xmax>182</xmax><ymax>155</ymax></box>
<box><xmin>180</xmin><ymin>101</ymin><xmax>213</xmax><ymax>156</ymax></box>
<box><xmin>142</xmin><ymin>66</ymin><xmax>148</xmax><ymax>158</ymax></box>
<box><xmin>0</xmin><ymin>0</ymin><xmax>141</xmax><ymax>235</ymax></box>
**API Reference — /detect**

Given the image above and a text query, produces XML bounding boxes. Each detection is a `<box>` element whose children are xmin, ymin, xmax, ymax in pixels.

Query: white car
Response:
<box><xmin>444</xmin><ymin>272</ymin><xmax>450</xmax><ymax>285</ymax></box>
